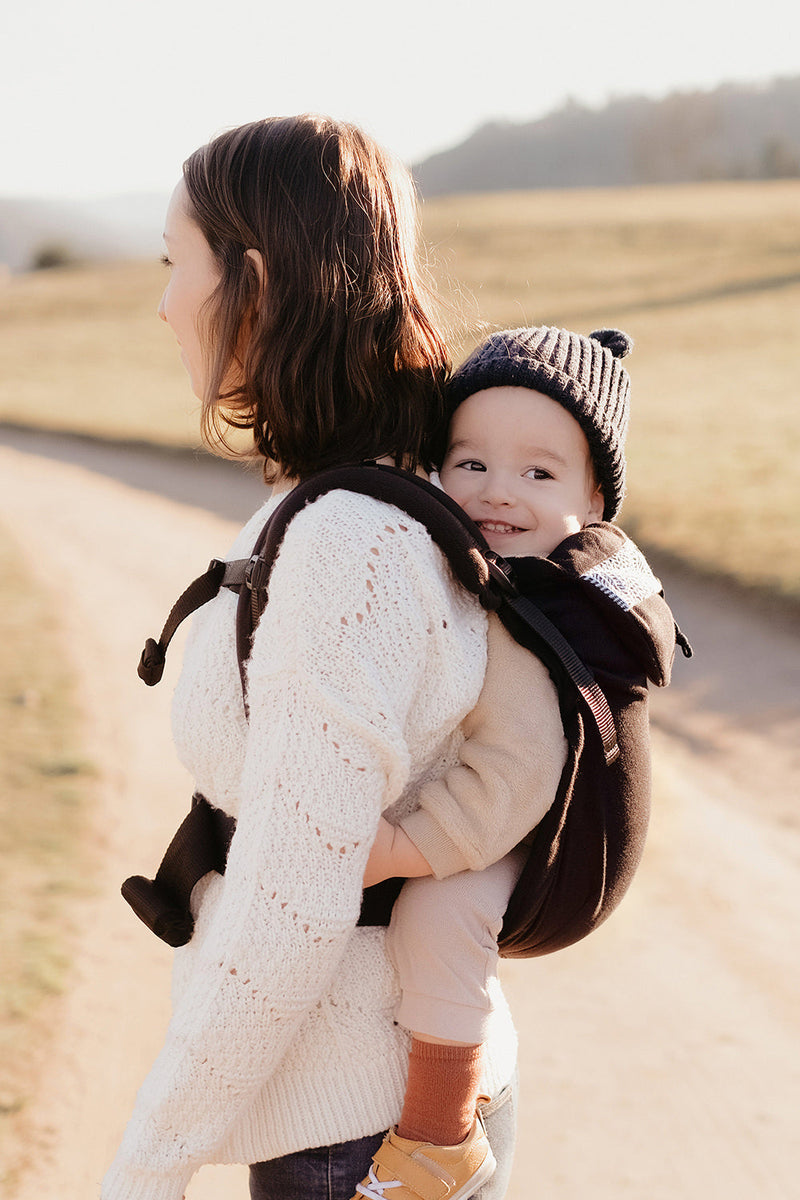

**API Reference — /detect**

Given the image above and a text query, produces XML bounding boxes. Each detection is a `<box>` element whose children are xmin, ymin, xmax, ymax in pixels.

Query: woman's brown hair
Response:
<box><xmin>182</xmin><ymin>115</ymin><xmax>449</xmax><ymax>479</ymax></box>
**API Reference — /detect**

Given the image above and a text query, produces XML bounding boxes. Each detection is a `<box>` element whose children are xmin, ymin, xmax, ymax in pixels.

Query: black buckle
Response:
<box><xmin>484</xmin><ymin>551</ymin><xmax>519</xmax><ymax>599</ymax></box>
<box><xmin>245</xmin><ymin>553</ymin><xmax>269</xmax><ymax>592</ymax></box>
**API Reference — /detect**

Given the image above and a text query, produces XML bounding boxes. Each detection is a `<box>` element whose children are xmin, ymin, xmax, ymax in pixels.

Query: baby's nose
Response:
<box><xmin>479</xmin><ymin>477</ymin><xmax>512</xmax><ymax>505</ymax></box>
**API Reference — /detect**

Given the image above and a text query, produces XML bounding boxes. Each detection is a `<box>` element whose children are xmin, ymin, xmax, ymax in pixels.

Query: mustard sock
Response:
<box><xmin>396</xmin><ymin>1038</ymin><xmax>483</xmax><ymax>1146</ymax></box>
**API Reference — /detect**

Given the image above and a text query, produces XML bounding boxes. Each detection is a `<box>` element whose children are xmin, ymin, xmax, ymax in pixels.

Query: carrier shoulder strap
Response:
<box><xmin>502</xmin><ymin>594</ymin><xmax>620</xmax><ymax>763</ymax></box>
<box><xmin>136</xmin><ymin>461</ymin><xmax>619</xmax><ymax>762</ymax></box>
<box><xmin>136</xmin><ymin>463</ymin><xmax>498</xmax><ymax>687</ymax></box>
<box><xmin>234</xmin><ymin>463</ymin><xmax>620</xmax><ymax>763</ymax></box>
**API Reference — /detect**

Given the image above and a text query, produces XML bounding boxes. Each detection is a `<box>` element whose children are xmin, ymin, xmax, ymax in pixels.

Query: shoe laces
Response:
<box><xmin>356</xmin><ymin>1165</ymin><xmax>404</xmax><ymax>1198</ymax></box>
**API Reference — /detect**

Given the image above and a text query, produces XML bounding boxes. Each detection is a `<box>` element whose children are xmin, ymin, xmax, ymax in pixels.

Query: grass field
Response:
<box><xmin>0</xmin><ymin>524</ymin><xmax>94</xmax><ymax>1188</ymax></box>
<box><xmin>1</xmin><ymin>179</ymin><xmax>799</xmax><ymax>602</ymax></box>
<box><xmin>423</xmin><ymin>181</ymin><xmax>800</xmax><ymax>603</ymax></box>
<box><xmin>0</xmin><ymin>180</ymin><xmax>796</xmax><ymax>1186</ymax></box>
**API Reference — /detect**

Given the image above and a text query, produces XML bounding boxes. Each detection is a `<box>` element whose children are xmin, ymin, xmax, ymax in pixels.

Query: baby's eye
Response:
<box><xmin>160</xmin><ymin>254</ymin><xmax>173</xmax><ymax>268</ymax></box>
<box><xmin>455</xmin><ymin>459</ymin><xmax>486</xmax><ymax>472</ymax></box>
<box><xmin>524</xmin><ymin>466</ymin><xmax>553</xmax><ymax>481</ymax></box>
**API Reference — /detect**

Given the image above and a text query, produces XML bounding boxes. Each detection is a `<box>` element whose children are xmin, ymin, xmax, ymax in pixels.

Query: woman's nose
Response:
<box><xmin>157</xmin><ymin>291</ymin><xmax>168</xmax><ymax>323</ymax></box>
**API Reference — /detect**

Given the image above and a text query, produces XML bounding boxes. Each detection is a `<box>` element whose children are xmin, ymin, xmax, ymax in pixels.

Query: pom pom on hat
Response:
<box><xmin>589</xmin><ymin>328</ymin><xmax>634</xmax><ymax>359</ymax></box>
<box><xmin>447</xmin><ymin>325</ymin><xmax>633</xmax><ymax>520</ymax></box>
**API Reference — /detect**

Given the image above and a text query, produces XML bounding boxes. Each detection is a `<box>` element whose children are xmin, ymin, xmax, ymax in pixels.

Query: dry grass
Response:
<box><xmin>0</xmin><ymin>260</ymin><xmax>199</xmax><ymax>447</ymax></box>
<box><xmin>423</xmin><ymin>181</ymin><xmax>800</xmax><ymax>602</ymax></box>
<box><xmin>1</xmin><ymin>179</ymin><xmax>798</xmax><ymax>600</ymax></box>
<box><xmin>0</xmin><ymin>523</ymin><xmax>94</xmax><ymax>1189</ymax></box>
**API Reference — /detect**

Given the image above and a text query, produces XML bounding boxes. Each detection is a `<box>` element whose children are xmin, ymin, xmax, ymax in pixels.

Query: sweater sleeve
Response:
<box><xmin>398</xmin><ymin>615</ymin><xmax>567</xmax><ymax>877</ymax></box>
<box><xmin>102</xmin><ymin>496</ymin><xmax>455</xmax><ymax>1200</ymax></box>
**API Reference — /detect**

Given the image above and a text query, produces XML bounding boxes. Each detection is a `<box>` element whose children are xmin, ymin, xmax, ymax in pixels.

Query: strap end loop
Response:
<box><xmin>138</xmin><ymin>637</ymin><xmax>166</xmax><ymax>685</ymax></box>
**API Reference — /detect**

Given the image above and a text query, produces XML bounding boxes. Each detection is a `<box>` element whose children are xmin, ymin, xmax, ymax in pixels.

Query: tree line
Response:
<box><xmin>413</xmin><ymin>77</ymin><xmax>800</xmax><ymax>196</ymax></box>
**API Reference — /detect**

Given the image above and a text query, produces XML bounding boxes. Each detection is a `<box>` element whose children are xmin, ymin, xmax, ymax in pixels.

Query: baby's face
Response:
<box><xmin>440</xmin><ymin>386</ymin><xmax>604</xmax><ymax>558</ymax></box>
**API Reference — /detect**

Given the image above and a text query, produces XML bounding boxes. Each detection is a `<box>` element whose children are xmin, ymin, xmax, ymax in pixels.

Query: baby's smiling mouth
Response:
<box><xmin>476</xmin><ymin>520</ymin><xmax>526</xmax><ymax>535</ymax></box>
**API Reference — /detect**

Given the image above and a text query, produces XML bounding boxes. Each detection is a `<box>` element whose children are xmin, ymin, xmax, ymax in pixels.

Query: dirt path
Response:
<box><xmin>1</xmin><ymin>431</ymin><xmax>798</xmax><ymax>1200</ymax></box>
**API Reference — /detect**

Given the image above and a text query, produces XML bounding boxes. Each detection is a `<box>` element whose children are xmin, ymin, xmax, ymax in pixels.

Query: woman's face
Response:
<box><xmin>158</xmin><ymin>180</ymin><xmax>221</xmax><ymax>398</ymax></box>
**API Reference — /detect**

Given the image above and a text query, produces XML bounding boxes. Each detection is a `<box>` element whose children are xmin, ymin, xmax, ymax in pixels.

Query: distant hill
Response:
<box><xmin>413</xmin><ymin>76</ymin><xmax>800</xmax><ymax>196</ymax></box>
<box><xmin>0</xmin><ymin>193</ymin><xmax>167</xmax><ymax>273</ymax></box>
<box><xmin>5</xmin><ymin>76</ymin><xmax>800</xmax><ymax>271</ymax></box>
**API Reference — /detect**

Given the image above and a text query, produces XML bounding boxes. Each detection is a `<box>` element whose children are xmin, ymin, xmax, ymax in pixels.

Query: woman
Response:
<box><xmin>102</xmin><ymin>115</ymin><xmax>518</xmax><ymax>1200</ymax></box>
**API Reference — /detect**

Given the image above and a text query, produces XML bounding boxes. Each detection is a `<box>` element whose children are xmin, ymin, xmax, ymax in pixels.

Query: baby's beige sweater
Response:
<box><xmin>400</xmin><ymin>614</ymin><xmax>567</xmax><ymax>878</ymax></box>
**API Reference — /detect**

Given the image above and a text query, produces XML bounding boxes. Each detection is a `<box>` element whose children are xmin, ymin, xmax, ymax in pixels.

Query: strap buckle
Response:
<box><xmin>484</xmin><ymin>551</ymin><xmax>519</xmax><ymax>599</ymax></box>
<box><xmin>245</xmin><ymin>552</ymin><xmax>269</xmax><ymax>592</ymax></box>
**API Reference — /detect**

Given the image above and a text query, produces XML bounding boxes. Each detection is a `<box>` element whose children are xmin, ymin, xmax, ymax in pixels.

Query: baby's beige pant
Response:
<box><xmin>385</xmin><ymin>847</ymin><xmax>527</xmax><ymax>1044</ymax></box>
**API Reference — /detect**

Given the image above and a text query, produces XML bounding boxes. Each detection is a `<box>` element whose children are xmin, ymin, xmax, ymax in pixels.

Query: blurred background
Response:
<box><xmin>3</xmin><ymin>0</ymin><xmax>799</xmax><ymax>599</ymax></box>
<box><xmin>1</xmin><ymin>2</ymin><xmax>798</xmax><ymax>1198</ymax></box>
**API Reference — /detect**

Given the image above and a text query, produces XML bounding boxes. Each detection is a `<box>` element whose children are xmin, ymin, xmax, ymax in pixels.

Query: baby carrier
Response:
<box><xmin>123</xmin><ymin>462</ymin><xmax>690</xmax><ymax>957</ymax></box>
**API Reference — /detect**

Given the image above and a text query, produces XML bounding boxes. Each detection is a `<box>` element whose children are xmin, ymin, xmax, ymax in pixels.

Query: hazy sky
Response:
<box><xmin>5</xmin><ymin>0</ymin><xmax>800</xmax><ymax>200</ymax></box>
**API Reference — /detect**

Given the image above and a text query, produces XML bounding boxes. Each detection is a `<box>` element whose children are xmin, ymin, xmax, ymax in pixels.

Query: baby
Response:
<box><xmin>353</xmin><ymin>325</ymin><xmax>639</xmax><ymax>1200</ymax></box>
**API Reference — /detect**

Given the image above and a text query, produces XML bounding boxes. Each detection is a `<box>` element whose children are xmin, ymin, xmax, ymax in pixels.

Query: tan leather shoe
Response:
<box><xmin>352</xmin><ymin>1106</ymin><xmax>496</xmax><ymax>1200</ymax></box>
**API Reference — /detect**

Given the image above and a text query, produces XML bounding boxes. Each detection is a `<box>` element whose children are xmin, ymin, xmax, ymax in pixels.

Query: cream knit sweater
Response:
<box><xmin>102</xmin><ymin>488</ymin><xmax>518</xmax><ymax>1200</ymax></box>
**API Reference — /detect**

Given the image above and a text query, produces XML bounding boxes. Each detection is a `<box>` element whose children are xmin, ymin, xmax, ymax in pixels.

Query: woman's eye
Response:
<box><xmin>160</xmin><ymin>254</ymin><xmax>173</xmax><ymax>268</ymax></box>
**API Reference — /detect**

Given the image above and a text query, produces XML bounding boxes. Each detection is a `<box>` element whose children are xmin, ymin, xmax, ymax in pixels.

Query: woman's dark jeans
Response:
<box><xmin>249</xmin><ymin>1080</ymin><xmax>517</xmax><ymax>1200</ymax></box>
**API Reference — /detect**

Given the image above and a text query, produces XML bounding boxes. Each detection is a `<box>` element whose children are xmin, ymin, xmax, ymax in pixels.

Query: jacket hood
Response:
<box><xmin>510</xmin><ymin>523</ymin><xmax>680</xmax><ymax>687</ymax></box>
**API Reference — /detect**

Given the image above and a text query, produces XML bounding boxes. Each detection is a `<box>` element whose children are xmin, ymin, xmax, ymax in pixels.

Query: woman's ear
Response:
<box><xmin>245</xmin><ymin>248</ymin><xmax>267</xmax><ymax>296</ymax></box>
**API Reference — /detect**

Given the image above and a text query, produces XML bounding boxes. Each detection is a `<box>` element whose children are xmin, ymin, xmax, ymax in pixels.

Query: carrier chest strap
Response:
<box><xmin>137</xmin><ymin>557</ymin><xmax>252</xmax><ymax>686</ymax></box>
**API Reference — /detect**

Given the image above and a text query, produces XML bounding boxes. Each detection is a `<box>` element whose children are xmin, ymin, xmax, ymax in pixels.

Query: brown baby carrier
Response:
<box><xmin>123</xmin><ymin>462</ymin><xmax>690</xmax><ymax>957</ymax></box>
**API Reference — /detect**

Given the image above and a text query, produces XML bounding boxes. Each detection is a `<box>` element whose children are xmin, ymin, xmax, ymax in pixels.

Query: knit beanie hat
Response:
<box><xmin>447</xmin><ymin>326</ymin><xmax>633</xmax><ymax>520</ymax></box>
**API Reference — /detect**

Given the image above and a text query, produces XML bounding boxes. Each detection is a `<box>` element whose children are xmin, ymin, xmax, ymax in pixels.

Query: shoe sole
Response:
<box><xmin>447</xmin><ymin>1147</ymin><xmax>497</xmax><ymax>1200</ymax></box>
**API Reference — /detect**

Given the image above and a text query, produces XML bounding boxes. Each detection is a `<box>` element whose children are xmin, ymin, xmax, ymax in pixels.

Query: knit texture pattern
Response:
<box><xmin>102</xmin><ymin>488</ymin><xmax>518</xmax><ymax>1200</ymax></box>
<box><xmin>582</xmin><ymin>538</ymin><xmax>662</xmax><ymax>611</ymax></box>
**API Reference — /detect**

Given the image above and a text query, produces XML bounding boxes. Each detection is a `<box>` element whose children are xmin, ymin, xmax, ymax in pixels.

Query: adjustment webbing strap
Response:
<box><xmin>505</xmin><ymin>593</ymin><xmax>620</xmax><ymax>765</ymax></box>
<box><xmin>137</xmin><ymin>558</ymin><xmax>249</xmax><ymax>685</ymax></box>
